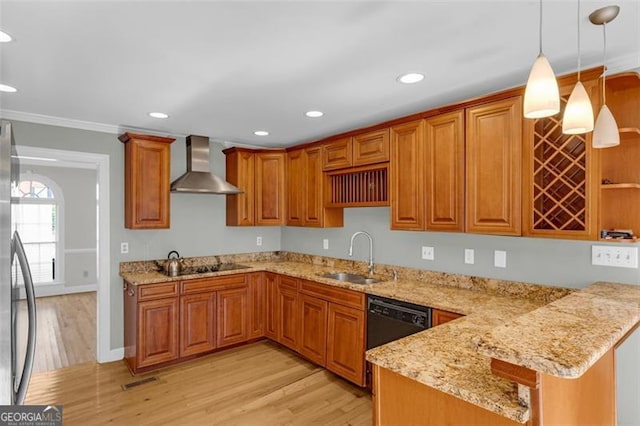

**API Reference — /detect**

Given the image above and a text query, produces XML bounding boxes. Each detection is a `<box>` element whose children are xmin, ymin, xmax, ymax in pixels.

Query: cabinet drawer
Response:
<box><xmin>353</xmin><ymin>129</ymin><xmax>389</xmax><ymax>166</ymax></box>
<box><xmin>137</xmin><ymin>282</ymin><xmax>179</xmax><ymax>301</ymax></box>
<box><xmin>299</xmin><ymin>280</ymin><xmax>365</xmax><ymax>310</ymax></box>
<box><xmin>278</xmin><ymin>275</ymin><xmax>300</xmax><ymax>291</ymax></box>
<box><xmin>181</xmin><ymin>274</ymin><xmax>248</xmax><ymax>295</ymax></box>
<box><xmin>323</xmin><ymin>137</ymin><xmax>352</xmax><ymax>170</ymax></box>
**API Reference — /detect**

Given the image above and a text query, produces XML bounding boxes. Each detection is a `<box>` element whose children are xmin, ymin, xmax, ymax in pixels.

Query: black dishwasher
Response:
<box><xmin>366</xmin><ymin>295</ymin><xmax>431</xmax><ymax>350</ymax></box>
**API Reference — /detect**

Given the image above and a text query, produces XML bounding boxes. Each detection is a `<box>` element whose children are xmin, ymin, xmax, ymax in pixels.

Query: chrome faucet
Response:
<box><xmin>349</xmin><ymin>231</ymin><xmax>374</xmax><ymax>275</ymax></box>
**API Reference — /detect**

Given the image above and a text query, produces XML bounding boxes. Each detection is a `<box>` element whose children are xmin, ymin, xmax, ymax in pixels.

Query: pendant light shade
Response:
<box><xmin>524</xmin><ymin>53</ymin><xmax>560</xmax><ymax>118</ymax></box>
<box><xmin>562</xmin><ymin>81</ymin><xmax>594</xmax><ymax>134</ymax></box>
<box><xmin>524</xmin><ymin>0</ymin><xmax>559</xmax><ymax>119</ymax></box>
<box><xmin>593</xmin><ymin>105</ymin><xmax>620</xmax><ymax>148</ymax></box>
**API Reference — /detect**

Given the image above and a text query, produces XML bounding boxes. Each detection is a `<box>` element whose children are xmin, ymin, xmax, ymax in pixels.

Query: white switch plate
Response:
<box><xmin>464</xmin><ymin>249</ymin><xmax>475</xmax><ymax>264</ymax></box>
<box><xmin>120</xmin><ymin>242</ymin><xmax>129</xmax><ymax>254</ymax></box>
<box><xmin>256</xmin><ymin>236</ymin><xmax>263</xmax><ymax>246</ymax></box>
<box><xmin>494</xmin><ymin>250</ymin><xmax>507</xmax><ymax>268</ymax></box>
<box><xmin>421</xmin><ymin>246</ymin><xmax>434</xmax><ymax>260</ymax></box>
<box><xmin>323</xmin><ymin>239</ymin><xmax>329</xmax><ymax>250</ymax></box>
<box><xmin>592</xmin><ymin>245</ymin><xmax>638</xmax><ymax>268</ymax></box>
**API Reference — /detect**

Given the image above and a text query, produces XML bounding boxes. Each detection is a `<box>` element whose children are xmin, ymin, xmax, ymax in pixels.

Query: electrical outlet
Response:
<box><xmin>421</xmin><ymin>246</ymin><xmax>434</xmax><ymax>260</ymax></box>
<box><xmin>592</xmin><ymin>245</ymin><xmax>638</xmax><ymax>268</ymax></box>
<box><xmin>464</xmin><ymin>249</ymin><xmax>475</xmax><ymax>264</ymax></box>
<box><xmin>120</xmin><ymin>242</ymin><xmax>129</xmax><ymax>254</ymax></box>
<box><xmin>323</xmin><ymin>239</ymin><xmax>329</xmax><ymax>250</ymax></box>
<box><xmin>494</xmin><ymin>250</ymin><xmax>507</xmax><ymax>268</ymax></box>
<box><xmin>256</xmin><ymin>236</ymin><xmax>263</xmax><ymax>246</ymax></box>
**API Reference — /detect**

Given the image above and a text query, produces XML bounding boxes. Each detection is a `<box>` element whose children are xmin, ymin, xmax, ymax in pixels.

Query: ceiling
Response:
<box><xmin>0</xmin><ymin>1</ymin><xmax>638</xmax><ymax>148</ymax></box>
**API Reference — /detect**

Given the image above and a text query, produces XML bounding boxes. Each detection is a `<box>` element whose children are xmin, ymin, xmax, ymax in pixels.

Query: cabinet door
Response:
<box><xmin>121</xmin><ymin>134</ymin><xmax>174</xmax><ymax>229</ymax></box>
<box><xmin>425</xmin><ymin>111</ymin><xmax>465</xmax><ymax>232</ymax></box>
<box><xmin>137</xmin><ymin>298</ymin><xmax>179</xmax><ymax>368</ymax></box>
<box><xmin>353</xmin><ymin>128</ymin><xmax>390</xmax><ymax>166</ymax></box>
<box><xmin>390</xmin><ymin>120</ymin><xmax>425</xmax><ymax>230</ymax></box>
<box><xmin>466</xmin><ymin>97</ymin><xmax>522</xmax><ymax>235</ymax></box>
<box><xmin>225</xmin><ymin>149</ymin><xmax>255</xmax><ymax>226</ymax></box>
<box><xmin>299</xmin><ymin>294</ymin><xmax>328</xmax><ymax>367</ymax></box>
<box><xmin>304</xmin><ymin>146</ymin><xmax>326</xmax><ymax>226</ymax></box>
<box><xmin>432</xmin><ymin>308</ymin><xmax>464</xmax><ymax>327</ymax></box>
<box><xmin>278</xmin><ymin>277</ymin><xmax>299</xmax><ymax>351</ymax></box>
<box><xmin>323</xmin><ymin>137</ymin><xmax>352</xmax><ymax>170</ymax></box>
<box><xmin>326</xmin><ymin>303</ymin><xmax>365</xmax><ymax>386</ymax></box>
<box><xmin>264</xmin><ymin>273</ymin><xmax>279</xmax><ymax>340</ymax></box>
<box><xmin>256</xmin><ymin>152</ymin><xmax>286</xmax><ymax>225</ymax></box>
<box><xmin>217</xmin><ymin>286</ymin><xmax>248</xmax><ymax>348</ymax></box>
<box><xmin>180</xmin><ymin>292</ymin><xmax>216</xmax><ymax>357</ymax></box>
<box><xmin>286</xmin><ymin>149</ymin><xmax>306</xmax><ymax>226</ymax></box>
<box><xmin>248</xmin><ymin>272</ymin><xmax>265</xmax><ymax>339</ymax></box>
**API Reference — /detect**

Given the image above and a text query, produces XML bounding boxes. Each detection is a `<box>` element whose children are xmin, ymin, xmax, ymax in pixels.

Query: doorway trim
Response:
<box><xmin>14</xmin><ymin>145</ymin><xmax>115</xmax><ymax>363</ymax></box>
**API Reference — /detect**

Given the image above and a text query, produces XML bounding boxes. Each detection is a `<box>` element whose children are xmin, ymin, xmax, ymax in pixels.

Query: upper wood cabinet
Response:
<box><xmin>322</xmin><ymin>129</ymin><xmax>390</xmax><ymax>171</ymax></box>
<box><xmin>224</xmin><ymin>148</ymin><xmax>285</xmax><ymax>226</ymax></box>
<box><xmin>390</xmin><ymin>120</ymin><xmax>425</xmax><ymax>230</ymax></box>
<box><xmin>598</xmin><ymin>72</ymin><xmax>640</xmax><ymax>241</ymax></box>
<box><xmin>119</xmin><ymin>133</ymin><xmax>175</xmax><ymax>229</ymax></box>
<box><xmin>466</xmin><ymin>97</ymin><xmax>522</xmax><ymax>236</ymax></box>
<box><xmin>286</xmin><ymin>147</ymin><xmax>343</xmax><ymax>228</ymax></box>
<box><xmin>424</xmin><ymin>111</ymin><xmax>465</xmax><ymax>232</ymax></box>
<box><xmin>523</xmin><ymin>72</ymin><xmax>600</xmax><ymax>240</ymax></box>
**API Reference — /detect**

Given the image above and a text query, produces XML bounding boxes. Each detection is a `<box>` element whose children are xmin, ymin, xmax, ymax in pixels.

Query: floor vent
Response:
<box><xmin>121</xmin><ymin>376</ymin><xmax>158</xmax><ymax>390</ymax></box>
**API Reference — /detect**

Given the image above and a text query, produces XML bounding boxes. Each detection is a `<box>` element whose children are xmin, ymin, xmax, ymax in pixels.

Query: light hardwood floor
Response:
<box><xmin>26</xmin><ymin>341</ymin><xmax>372</xmax><ymax>425</ymax></box>
<box><xmin>18</xmin><ymin>292</ymin><xmax>96</xmax><ymax>373</ymax></box>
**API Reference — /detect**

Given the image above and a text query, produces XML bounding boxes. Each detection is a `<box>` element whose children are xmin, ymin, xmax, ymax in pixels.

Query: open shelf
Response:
<box><xmin>601</xmin><ymin>183</ymin><xmax>640</xmax><ymax>190</ymax></box>
<box><xmin>620</xmin><ymin>128</ymin><xmax>640</xmax><ymax>140</ymax></box>
<box><xmin>599</xmin><ymin>237</ymin><xmax>638</xmax><ymax>243</ymax></box>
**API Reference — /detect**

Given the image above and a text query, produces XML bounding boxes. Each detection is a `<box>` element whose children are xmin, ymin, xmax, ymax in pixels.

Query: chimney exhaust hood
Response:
<box><xmin>170</xmin><ymin>135</ymin><xmax>242</xmax><ymax>194</ymax></box>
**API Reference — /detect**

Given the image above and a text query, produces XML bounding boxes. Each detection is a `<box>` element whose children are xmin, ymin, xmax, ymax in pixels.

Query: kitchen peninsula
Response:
<box><xmin>120</xmin><ymin>251</ymin><xmax>640</xmax><ymax>425</ymax></box>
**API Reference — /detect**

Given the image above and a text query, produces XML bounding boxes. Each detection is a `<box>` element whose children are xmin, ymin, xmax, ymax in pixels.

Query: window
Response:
<box><xmin>11</xmin><ymin>175</ymin><xmax>64</xmax><ymax>285</ymax></box>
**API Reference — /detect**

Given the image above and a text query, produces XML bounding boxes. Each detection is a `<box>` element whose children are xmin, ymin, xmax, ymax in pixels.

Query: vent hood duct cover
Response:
<box><xmin>170</xmin><ymin>135</ymin><xmax>242</xmax><ymax>194</ymax></box>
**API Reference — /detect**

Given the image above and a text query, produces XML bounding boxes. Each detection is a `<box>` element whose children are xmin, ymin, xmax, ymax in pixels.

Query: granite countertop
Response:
<box><xmin>119</xmin><ymin>256</ymin><xmax>640</xmax><ymax>424</ymax></box>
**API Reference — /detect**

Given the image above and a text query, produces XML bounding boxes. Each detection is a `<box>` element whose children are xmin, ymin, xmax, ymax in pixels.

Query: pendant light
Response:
<box><xmin>524</xmin><ymin>0</ymin><xmax>560</xmax><ymax>118</ymax></box>
<box><xmin>562</xmin><ymin>0</ymin><xmax>594</xmax><ymax>134</ymax></box>
<box><xmin>590</xmin><ymin>5</ymin><xmax>621</xmax><ymax>148</ymax></box>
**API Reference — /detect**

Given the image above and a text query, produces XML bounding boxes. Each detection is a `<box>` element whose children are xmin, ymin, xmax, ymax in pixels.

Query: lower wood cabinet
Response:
<box><xmin>138</xmin><ymin>297</ymin><xmax>180</xmax><ymax>368</ymax></box>
<box><xmin>299</xmin><ymin>294</ymin><xmax>328</xmax><ymax>367</ymax></box>
<box><xmin>277</xmin><ymin>276</ymin><xmax>300</xmax><ymax>351</ymax></box>
<box><xmin>217</xmin><ymin>286</ymin><xmax>248</xmax><ymax>348</ymax></box>
<box><xmin>432</xmin><ymin>308</ymin><xmax>464</xmax><ymax>327</ymax></box>
<box><xmin>248</xmin><ymin>272</ymin><xmax>265</xmax><ymax>339</ymax></box>
<box><xmin>180</xmin><ymin>292</ymin><xmax>216</xmax><ymax>357</ymax></box>
<box><xmin>326</xmin><ymin>303</ymin><xmax>366</xmax><ymax>386</ymax></box>
<box><xmin>264</xmin><ymin>272</ymin><xmax>279</xmax><ymax>339</ymax></box>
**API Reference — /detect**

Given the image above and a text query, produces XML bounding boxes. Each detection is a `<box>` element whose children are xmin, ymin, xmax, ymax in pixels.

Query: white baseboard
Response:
<box><xmin>17</xmin><ymin>283</ymin><xmax>98</xmax><ymax>299</ymax></box>
<box><xmin>99</xmin><ymin>347</ymin><xmax>124</xmax><ymax>363</ymax></box>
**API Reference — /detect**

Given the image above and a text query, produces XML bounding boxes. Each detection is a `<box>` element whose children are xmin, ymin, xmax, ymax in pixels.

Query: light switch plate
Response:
<box><xmin>464</xmin><ymin>249</ymin><xmax>475</xmax><ymax>264</ymax></box>
<box><xmin>592</xmin><ymin>245</ymin><xmax>638</xmax><ymax>268</ymax></box>
<box><xmin>421</xmin><ymin>246</ymin><xmax>434</xmax><ymax>260</ymax></box>
<box><xmin>494</xmin><ymin>250</ymin><xmax>506</xmax><ymax>268</ymax></box>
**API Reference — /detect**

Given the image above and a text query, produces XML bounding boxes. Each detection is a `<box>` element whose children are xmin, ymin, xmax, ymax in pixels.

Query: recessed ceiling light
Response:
<box><xmin>305</xmin><ymin>110</ymin><xmax>324</xmax><ymax>118</ymax></box>
<box><xmin>254</xmin><ymin>130</ymin><xmax>269</xmax><ymax>136</ymax></box>
<box><xmin>148</xmin><ymin>112</ymin><xmax>169</xmax><ymax>119</ymax></box>
<box><xmin>0</xmin><ymin>84</ymin><xmax>17</xmax><ymax>93</ymax></box>
<box><xmin>397</xmin><ymin>73</ymin><xmax>425</xmax><ymax>84</ymax></box>
<box><xmin>0</xmin><ymin>31</ymin><xmax>12</xmax><ymax>43</ymax></box>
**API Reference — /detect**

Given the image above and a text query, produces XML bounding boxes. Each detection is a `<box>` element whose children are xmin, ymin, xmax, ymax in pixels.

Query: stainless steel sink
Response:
<box><xmin>320</xmin><ymin>272</ymin><xmax>382</xmax><ymax>285</ymax></box>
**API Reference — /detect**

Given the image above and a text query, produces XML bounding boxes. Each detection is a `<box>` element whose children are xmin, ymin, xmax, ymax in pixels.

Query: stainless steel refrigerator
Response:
<box><xmin>1</xmin><ymin>121</ymin><xmax>37</xmax><ymax>405</ymax></box>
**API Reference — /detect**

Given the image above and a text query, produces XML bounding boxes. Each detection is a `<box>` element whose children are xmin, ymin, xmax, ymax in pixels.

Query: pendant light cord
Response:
<box><xmin>539</xmin><ymin>0</ymin><xmax>543</xmax><ymax>54</ymax></box>
<box><xmin>602</xmin><ymin>22</ymin><xmax>607</xmax><ymax>104</ymax></box>
<box><xmin>577</xmin><ymin>0</ymin><xmax>582</xmax><ymax>80</ymax></box>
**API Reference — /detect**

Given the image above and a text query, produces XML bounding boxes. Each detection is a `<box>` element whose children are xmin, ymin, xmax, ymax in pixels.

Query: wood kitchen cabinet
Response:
<box><xmin>299</xmin><ymin>294</ymin><xmax>328</xmax><ymax>366</ymax></box>
<box><xmin>425</xmin><ymin>111</ymin><xmax>465</xmax><ymax>232</ymax></box>
<box><xmin>224</xmin><ymin>148</ymin><xmax>285</xmax><ymax>226</ymax></box>
<box><xmin>390</xmin><ymin>120</ymin><xmax>425</xmax><ymax>230</ymax></box>
<box><xmin>432</xmin><ymin>308</ymin><xmax>464</xmax><ymax>327</ymax></box>
<box><xmin>180</xmin><ymin>292</ymin><xmax>216</xmax><ymax>357</ymax></box>
<box><xmin>326</xmin><ymin>303</ymin><xmax>366</xmax><ymax>386</ymax></box>
<box><xmin>248</xmin><ymin>272</ymin><xmax>265</xmax><ymax>339</ymax></box>
<box><xmin>118</xmin><ymin>132</ymin><xmax>175</xmax><ymax>229</ymax></box>
<box><xmin>322</xmin><ymin>129</ymin><xmax>389</xmax><ymax>171</ymax></box>
<box><xmin>124</xmin><ymin>281</ymin><xmax>180</xmax><ymax>373</ymax></box>
<box><xmin>466</xmin><ymin>97</ymin><xmax>522</xmax><ymax>235</ymax></box>
<box><xmin>217</xmin><ymin>286</ymin><xmax>248</xmax><ymax>348</ymax></box>
<box><xmin>286</xmin><ymin>147</ymin><xmax>343</xmax><ymax>227</ymax></box>
<box><xmin>264</xmin><ymin>272</ymin><xmax>279</xmax><ymax>340</ymax></box>
<box><xmin>277</xmin><ymin>276</ymin><xmax>300</xmax><ymax>351</ymax></box>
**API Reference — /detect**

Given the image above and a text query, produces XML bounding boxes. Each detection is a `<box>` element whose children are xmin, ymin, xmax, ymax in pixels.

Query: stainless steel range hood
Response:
<box><xmin>170</xmin><ymin>135</ymin><xmax>242</xmax><ymax>194</ymax></box>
